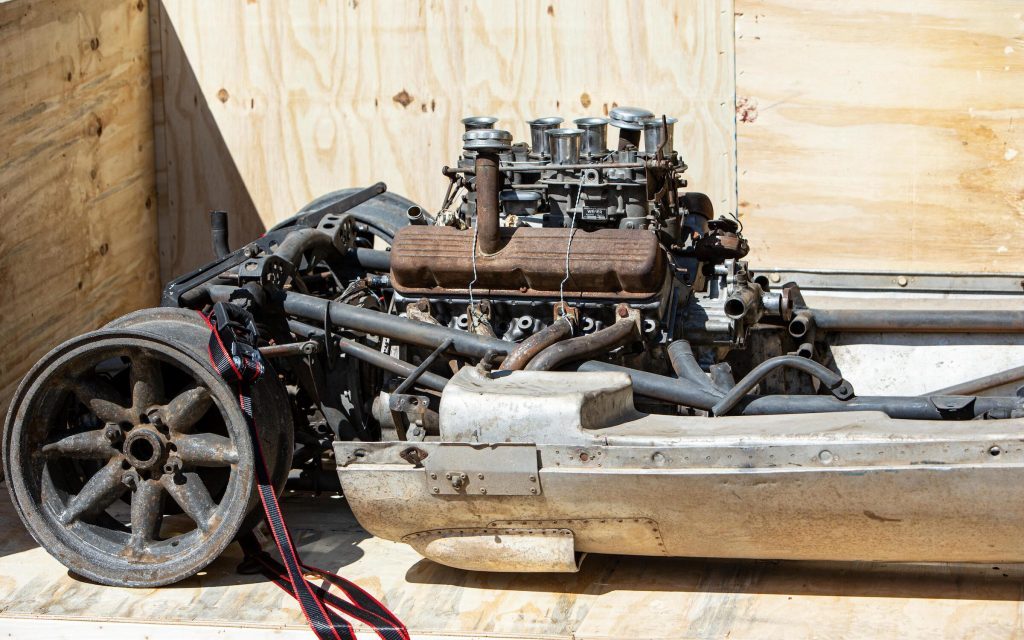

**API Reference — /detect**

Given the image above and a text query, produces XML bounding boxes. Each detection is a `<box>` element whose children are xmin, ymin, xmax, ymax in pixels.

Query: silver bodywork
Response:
<box><xmin>337</xmin><ymin>272</ymin><xmax>1024</xmax><ymax>572</ymax></box>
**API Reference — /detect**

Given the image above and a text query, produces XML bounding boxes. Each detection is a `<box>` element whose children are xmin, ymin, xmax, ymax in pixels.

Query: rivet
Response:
<box><xmin>896</xmin><ymin>275</ymin><xmax>909</xmax><ymax>287</ymax></box>
<box><xmin>430</xmin><ymin>473</ymin><xmax>437</xmax><ymax>479</ymax></box>
<box><xmin>431</xmin><ymin>487</ymin><xmax>440</xmax><ymax>494</ymax></box>
<box><xmin>477</xmin><ymin>473</ymin><xmax>484</xmax><ymax>480</ymax></box>
<box><xmin>529</xmin><ymin>475</ymin><xmax>536</xmax><ymax>482</ymax></box>
<box><xmin>479</xmin><ymin>488</ymin><xmax>487</xmax><ymax>494</ymax></box>
<box><xmin>819</xmin><ymin>450</ymin><xmax>834</xmax><ymax>464</ymax></box>
<box><xmin>530</xmin><ymin>488</ymin><xmax>537</xmax><ymax>494</ymax></box>
<box><xmin>769</xmin><ymin>273</ymin><xmax>781</xmax><ymax>283</ymax></box>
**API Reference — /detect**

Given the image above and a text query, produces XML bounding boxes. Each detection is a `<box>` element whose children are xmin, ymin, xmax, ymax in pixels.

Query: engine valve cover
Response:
<box><xmin>390</xmin><ymin>225</ymin><xmax>665</xmax><ymax>299</ymax></box>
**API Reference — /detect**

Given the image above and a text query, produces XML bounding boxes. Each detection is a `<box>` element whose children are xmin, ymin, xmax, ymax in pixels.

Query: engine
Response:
<box><xmin>390</xmin><ymin>107</ymin><xmax>789</xmax><ymax>371</ymax></box>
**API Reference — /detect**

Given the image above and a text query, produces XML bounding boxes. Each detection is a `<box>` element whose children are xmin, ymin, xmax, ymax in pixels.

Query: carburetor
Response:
<box><xmin>446</xmin><ymin>106</ymin><xmax>686</xmax><ymax>236</ymax></box>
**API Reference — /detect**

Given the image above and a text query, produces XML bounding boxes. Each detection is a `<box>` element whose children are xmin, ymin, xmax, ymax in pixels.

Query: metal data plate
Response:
<box><xmin>423</xmin><ymin>443</ymin><xmax>541</xmax><ymax>496</ymax></box>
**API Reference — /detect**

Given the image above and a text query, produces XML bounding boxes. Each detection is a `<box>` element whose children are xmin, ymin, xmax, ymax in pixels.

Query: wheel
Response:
<box><xmin>3</xmin><ymin>308</ymin><xmax>292</xmax><ymax>587</ymax></box>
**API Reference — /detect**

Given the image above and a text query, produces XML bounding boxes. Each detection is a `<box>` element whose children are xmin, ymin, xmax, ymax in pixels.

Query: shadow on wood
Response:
<box><xmin>151</xmin><ymin>0</ymin><xmax>264</xmax><ymax>284</ymax></box>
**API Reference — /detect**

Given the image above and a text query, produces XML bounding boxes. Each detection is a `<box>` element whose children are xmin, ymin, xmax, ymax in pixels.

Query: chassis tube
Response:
<box><xmin>575</xmin><ymin>361</ymin><xmax>722</xmax><ymax>410</ymax></box>
<box><xmin>281</xmin><ymin>290</ymin><xmax>509</xmax><ymax>358</ymax></box>
<box><xmin>712</xmin><ymin>355</ymin><xmax>853</xmax><ymax>416</ymax></box>
<box><xmin>737</xmin><ymin>394</ymin><xmax>1023</xmax><ymax>420</ymax></box>
<box><xmin>288</xmin><ymin>320</ymin><xmax>449</xmax><ymax>392</ymax></box>
<box><xmin>926</xmin><ymin>364</ymin><xmax>1024</xmax><ymax>397</ymax></box>
<box><xmin>211</xmin><ymin>286</ymin><xmax>1024</xmax><ymax>420</ymax></box>
<box><xmin>351</xmin><ymin>248</ymin><xmax>391</xmax><ymax>271</ymax></box>
<box><xmin>811</xmin><ymin>309</ymin><xmax>1024</xmax><ymax>333</ymax></box>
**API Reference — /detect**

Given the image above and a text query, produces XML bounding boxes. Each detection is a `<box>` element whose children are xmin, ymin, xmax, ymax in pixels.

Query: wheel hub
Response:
<box><xmin>123</xmin><ymin>427</ymin><xmax>166</xmax><ymax>471</ymax></box>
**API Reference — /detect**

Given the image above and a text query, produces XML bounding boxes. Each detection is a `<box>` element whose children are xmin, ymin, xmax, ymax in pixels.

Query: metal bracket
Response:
<box><xmin>424</xmin><ymin>443</ymin><xmax>542</xmax><ymax>496</ymax></box>
<box><xmin>316</xmin><ymin>213</ymin><xmax>356</xmax><ymax>253</ymax></box>
<box><xmin>237</xmin><ymin>254</ymin><xmax>292</xmax><ymax>287</ymax></box>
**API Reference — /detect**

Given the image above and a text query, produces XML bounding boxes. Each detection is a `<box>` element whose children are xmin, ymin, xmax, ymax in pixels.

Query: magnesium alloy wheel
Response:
<box><xmin>3</xmin><ymin>308</ymin><xmax>292</xmax><ymax>587</ymax></box>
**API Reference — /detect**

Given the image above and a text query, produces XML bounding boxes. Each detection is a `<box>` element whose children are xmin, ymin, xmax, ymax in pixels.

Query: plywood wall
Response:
<box><xmin>0</xmin><ymin>0</ymin><xmax>159</xmax><ymax>413</ymax></box>
<box><xmin>151</xmin><ymin>0</ymin><xmax>738</xmax><ymax>280</ymax></box>
<box><xmin>153</xmin><ymin>0</ymin><xmax>1024</xmax><ymax>277</ymax></box>
<box><xmin>735</xmin><ymin>0</ymin><xmax>1024</xmax><ymax>271</ymax></box>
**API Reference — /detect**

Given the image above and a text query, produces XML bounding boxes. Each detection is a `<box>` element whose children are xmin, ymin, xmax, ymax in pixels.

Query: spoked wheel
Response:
<box><xmin>3</xmin><ymin>308</ymin><xmax>292</xmax><ymax>587</ymax></box>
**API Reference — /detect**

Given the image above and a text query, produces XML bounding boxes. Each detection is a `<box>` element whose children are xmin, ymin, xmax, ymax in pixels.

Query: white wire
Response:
<box><xmin>468</xmin><ymin>219</ymin><xmax>480</xmax><ymax>329</ymax></box>
<box><xmin>558</xmin><ymin>180</ymin><xmax>585</xmax><ymax>314</ymax></box>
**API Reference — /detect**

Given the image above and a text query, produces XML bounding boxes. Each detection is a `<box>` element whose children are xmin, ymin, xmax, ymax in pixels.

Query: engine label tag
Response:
<box><xmin>581</xmin><ymin>206</ymin><xmax>608</xmax><ymax>221</ymax></box>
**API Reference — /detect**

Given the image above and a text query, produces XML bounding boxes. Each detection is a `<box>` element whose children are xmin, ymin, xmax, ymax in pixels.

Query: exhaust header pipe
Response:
<box><xmin>463</xmin><ymin>129</ymin><xmax>512</xmax><ymax>255</ymax></box>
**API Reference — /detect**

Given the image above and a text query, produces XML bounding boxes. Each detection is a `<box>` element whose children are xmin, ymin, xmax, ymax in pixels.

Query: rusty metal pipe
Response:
<box><xmin>667</xmin><ymin>340</ymin><xmax>722</xmax><ymax>396</ymax></box>
<box><xmin>526</xmin><ymin>317</ymin><xmax>639</xmax><ymax>371</ymax></box>
<box><xmin>499</xmin><ymin>316</ymin><xmax>575</xmax><ymax>371</ymax></box>
<box><xmin>475</xmin><ymin>150</ymin><xmax>502</xmax><ymax>255</ymax></box>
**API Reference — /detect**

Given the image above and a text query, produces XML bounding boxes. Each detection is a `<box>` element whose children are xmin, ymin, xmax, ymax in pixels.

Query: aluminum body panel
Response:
<box><xmin>338</xmin><ymin>368</ymin><xmax>1024</xmax><ymax>569</ymax></box>
<box><xmin>337</xmin><ymin>440</ymin><xmax>1024</xmax><ymax>565</ymax></box>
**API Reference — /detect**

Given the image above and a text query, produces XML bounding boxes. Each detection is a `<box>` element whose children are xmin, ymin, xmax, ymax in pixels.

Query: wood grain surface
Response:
<box><xmin>1</xmin><ymin>486</ymin><xmax>1023</xmax><ymax>639</ymax></box>
<box><xmin>0</xmin><ymin>0</ymin><xmax>159</xmax><ymax>417</ymax></box>
<box><xmin>736</xmin><ymin>0</ymin><xmax>1024</xmax><ymax>271</ymax></box>
<box><xmin>151</xmin><ymin>0</ymin><xmax>737</xmax><ymax>280</ymax></box>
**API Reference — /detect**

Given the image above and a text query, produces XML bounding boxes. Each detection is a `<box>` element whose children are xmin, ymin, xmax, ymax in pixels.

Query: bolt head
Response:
<box><xmin>121</xmin><ymin>472</ymin><xmax>137</xmax><ymax>489</ymax></box>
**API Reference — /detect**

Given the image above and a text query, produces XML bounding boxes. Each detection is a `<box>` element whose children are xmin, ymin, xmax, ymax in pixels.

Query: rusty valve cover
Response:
<box><xmin>389</xmin><ymin>226</ymin><xmax>666</xmax><ymax>299</ymax></box>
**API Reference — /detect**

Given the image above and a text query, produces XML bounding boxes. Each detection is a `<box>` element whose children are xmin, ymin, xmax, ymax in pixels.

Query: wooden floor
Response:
<box><xmin>2</xmin><ymin>483</ymin><xmax>1024</xmax><ymax>639</ymax></box>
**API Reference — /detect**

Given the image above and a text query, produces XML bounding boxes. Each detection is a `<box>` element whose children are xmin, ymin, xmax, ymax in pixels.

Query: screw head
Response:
<box><xmin>479</xmin><ymin>488</ymin><xmax>487</xmax><ymax>495</ymax></box>
<box><xmin>432</xmin><ymin>487</ymin><xmax>440</xmax><ymax>494</ymax></box>
<box><xmin>530</xmin><ymin>488</ymin><xmax>538</xmax><ymax>495</ymax></box>
<box><xmin>477</xmin><ymin>473</ymin><xmax>484</xmax><ymax>480</ymax></box>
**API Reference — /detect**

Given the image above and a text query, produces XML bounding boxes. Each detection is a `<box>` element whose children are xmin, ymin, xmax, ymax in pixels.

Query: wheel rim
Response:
<box><xmin>5</xmin><ymin>328</ymin><xmax>257</xmax><ymax>586</ymax></box>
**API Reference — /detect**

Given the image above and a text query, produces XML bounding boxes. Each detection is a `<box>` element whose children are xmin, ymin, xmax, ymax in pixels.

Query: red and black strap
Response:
<box><xmin>201</xmin><ymin>303</ymin><xmax>409</xmax><ymax>640</ymax></box>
